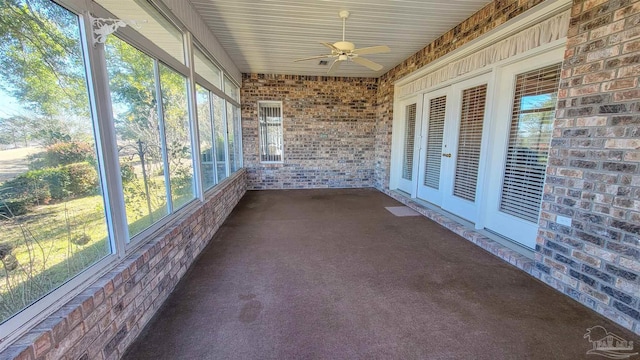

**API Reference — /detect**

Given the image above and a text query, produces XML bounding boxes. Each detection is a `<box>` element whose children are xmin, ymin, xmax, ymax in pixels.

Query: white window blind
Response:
<box><xmin>402</xmin><ymin>103</ymin><xmax>417</xmax><ymax>181</ymax></box>
<box><xmin>424</xmin><ymin>96</ymin><xmax>446</xmax><ymax>189</ymax></box>
<box><xmin>500</xmin><ymin>63</ymin><xmax>561</xmax><ymax>222</ymax></box>
<box><xmin>258</xmin><ymin>101</ymin><xmax>283</xmax><ymax>162</ymax></box>
<box><xmin>453</xmin><ymin>84</ymin><xmax>487</xmax><ymax>202</ymax></box>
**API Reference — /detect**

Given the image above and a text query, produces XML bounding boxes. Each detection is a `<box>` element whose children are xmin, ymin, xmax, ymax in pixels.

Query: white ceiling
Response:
<box><xmin>188</xmin><ymin>0</ymin><xmax>492</xmax><ymax>78</ymax></box>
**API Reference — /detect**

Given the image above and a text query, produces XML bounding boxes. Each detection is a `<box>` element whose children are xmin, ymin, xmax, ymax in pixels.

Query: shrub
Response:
<box><xmin>120</xmin><ymin>162</ymin><xmax>137</xmax><ymax>184</ymax></box>
<box><xmin>64</xmin><ymin>162</ymin><xmax>98</xmax><ymax>196</ymax></box>
<box><xmin>0</xmin><ymin>198</ymin><xmax>31</xmax><ymax>217</ymax></box>
<box><xmin>0</xmin><ymin>174</ymin><xmax>51</xmax><ymax>205</ymax></box>
<box><xmin>35</xmin><ymin>163</ymin><xmax>98</xmax><ymax>200</ymax></box>
<box><xmin>37</xmin><ymin>167</ymin><xmax>71</xmax><ymax>200</ymax></box>
<box><xmin>0</xmin><ymin>161</ymin><xmax>97</xmax><ymax>212</ymax></box>
<box><xmin>42</xmin><ymin>141</ymin><xmax>94</xmax><ymax>168</ymax></box>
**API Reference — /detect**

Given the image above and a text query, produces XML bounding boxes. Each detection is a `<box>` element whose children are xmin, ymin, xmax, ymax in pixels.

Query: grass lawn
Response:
<box><xmin>0</xmin><ymin>162</ymin><xmax>196</xmax><ymax>322</ymax></box>
<box><xmin>0</xmin><ymin>194</ymin><xmax>110</xmax><ymax>321</ymax></box>
<box><xmin>0</xmin><ymin>175</ymin><xmax>176</xmax><ymax>322</ymax></box>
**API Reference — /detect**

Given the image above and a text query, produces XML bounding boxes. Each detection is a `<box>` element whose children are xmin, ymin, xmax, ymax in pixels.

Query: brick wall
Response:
<box><xmin>241</xmin><ymin>74</ymin><xmax>378</xmax><ymax>189</ymax></box>
<box><xmin>374</xmin><ymin>0</ymin><xmax>545</xmax><ymax>189</ymax></box>
<box><xmin>535</xmin><ymin>0</ymin><xmax>640</xmax><ymax>334</ymax></box>
<box><xmin>1</xmin><ymin>170</ymin><xmax>247</xmax><ymax>360</ymax></box>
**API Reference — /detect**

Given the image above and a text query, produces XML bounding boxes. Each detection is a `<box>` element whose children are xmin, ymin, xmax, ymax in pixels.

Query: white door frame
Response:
<box><xmin>482</xmin><ymin>46</ymin><xmax>565</xmax><ymax>249</ymax></box>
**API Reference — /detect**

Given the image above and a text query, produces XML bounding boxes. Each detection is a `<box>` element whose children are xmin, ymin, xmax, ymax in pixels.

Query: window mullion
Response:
<box><xmin>222</xmin><ymin>99</ymin><xmax>231</xmax><ymax>178</ymax></box>
<box><xmin>185</xmin><ymin>34</ymin><xmax>203</xmax><ymax>200</ymax></box>
<box><xmin>79</xmin><ymin>12</ymin><xmax>129</xmax><ymax>255</ymax></box>
<box><xmin>236</xmin><ymin>105</ymin><xmax>243</xmax><ymax>168</ymax></box>
<box><xmin>209</xmin><ymin>91</ymin><xmax>218</xmax><ymax>185</ymax></box>
<box><xmin>153</xmin><ymin>60</ymin><xmax>174</xmax><ymax>214</ymax></box>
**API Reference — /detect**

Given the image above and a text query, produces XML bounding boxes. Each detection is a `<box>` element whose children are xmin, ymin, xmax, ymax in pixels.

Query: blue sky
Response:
<box><xmin>520</xmin><ymin>94</ymin><xmax>554</xmax><ymax>111</ymax></box>
<box><xmin>0</xmin><ymin>89</ymin><xmax>26</xmax><ymax>118</ymax></box>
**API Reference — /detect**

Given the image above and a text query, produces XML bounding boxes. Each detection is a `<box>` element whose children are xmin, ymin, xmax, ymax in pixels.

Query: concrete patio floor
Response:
<box><xmin>123</xmin><ymin>188</ymin><xmax>639</xmax><ymax>359</ymax></box>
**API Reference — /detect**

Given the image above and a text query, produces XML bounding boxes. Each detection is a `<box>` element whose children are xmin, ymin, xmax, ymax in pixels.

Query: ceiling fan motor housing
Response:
<box><xmin>333</xmin><ymin>41</ymin><xmax>355</xmax><ymax>52</ymax></box>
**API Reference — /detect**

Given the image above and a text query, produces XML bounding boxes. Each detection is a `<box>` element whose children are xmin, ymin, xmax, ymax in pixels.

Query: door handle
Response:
<box><xmin>442</xmin><ymin>153</ymin><xmax>452</xmax><ymax>158</ymax></box>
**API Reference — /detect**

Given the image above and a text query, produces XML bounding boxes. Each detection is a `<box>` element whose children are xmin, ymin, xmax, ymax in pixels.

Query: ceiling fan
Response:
<box><xmin>294</xmin><ymin>10</ymin><xmax>391</xmax><ymax>74</ymax></box>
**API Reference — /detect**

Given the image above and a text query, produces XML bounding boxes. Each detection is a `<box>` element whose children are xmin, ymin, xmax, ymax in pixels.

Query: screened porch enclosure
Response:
<box><xmin>1</xmin><ymin>0</ymin><xmax>640</xmax><ymax>357</ymax></box>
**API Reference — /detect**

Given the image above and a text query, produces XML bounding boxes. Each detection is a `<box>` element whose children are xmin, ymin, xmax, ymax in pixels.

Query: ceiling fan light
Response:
<box><xmin>338</xmin><ymin>54</ymin><xmax>348</xmax><ymax>61</ymax></box>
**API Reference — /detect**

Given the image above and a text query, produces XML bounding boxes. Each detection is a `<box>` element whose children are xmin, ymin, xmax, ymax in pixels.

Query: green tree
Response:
<box><xmin>0</xmin><ymin>0</ymin><xmax>89</xmax><ymax>118</ymax></box>
<box><xmin>0</xmin><ymin>116</ymin><xmax>32</xmax><ymax>146</ymax></box>
<box><xmin>105</xmin><ymin>36</ymin><xmax>161</xmax><ymax>155</ymax></box>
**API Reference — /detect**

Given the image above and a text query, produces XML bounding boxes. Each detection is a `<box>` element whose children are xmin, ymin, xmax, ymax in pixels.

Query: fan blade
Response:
<box><xmin>321</xmin><ymin>42</ymin><xmax>340</xmax><ymax>52</ymax></box>
<box><xmin>352</xmin><ymin>45</ymin><xmax>391</xmax><ymax>55</ymax></box>
<box><xmin>352</xmin><ymin>57</ymin><xmax>383</xmax><ymax>71</ymax></box>
<box><xmin>327</xmin><ymin>59</ymin><xmax>342</xmax><ymax>75</ymax></box>
<box><xmin>294</xmin><ymin>55</ymin><xmax>332</xmax><ymax>62</ymax></box>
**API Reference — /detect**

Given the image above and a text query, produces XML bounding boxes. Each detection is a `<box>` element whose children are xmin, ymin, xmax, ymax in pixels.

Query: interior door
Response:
<box><xmin>439</xmin><ymin>74</ymin><xmax>491</xmax><ymax>223</ymax></box>
<box><xmin>484</xmin><ymin>50</ymin><xmax>564</xmax><ymax>249</ymax></box>
<box><xmin>416</xmin><ymin>87</ymin><xmax>451</xmax><ymax>206</ymax></box>
<box><xmin>397</xmin><ymin>99</ymin><xmax>419</xmax><ymax>194</ymax></box>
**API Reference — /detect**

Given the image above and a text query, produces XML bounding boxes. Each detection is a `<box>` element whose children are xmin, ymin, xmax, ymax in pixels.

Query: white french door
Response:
<box><xmin>416</xmin><ymin>87</ymin><xmax>451</xmax><ymax>206</ymax></box>
<box><xmin>392</xmin><ymin>44</ymin><xmax>564</xmax><ymax>249</ymax></box>
<box><xmin>484</xmin><ymin>49</ymin><xmax>564</xmax><ymax>248</ymax></box>
<box><xmin>415</xmin><ymin>75</ymin><xmax>491</xmax><ymax>223</ymax></box>
<box><xmin>397</xmin><ymin>98</ymin><xmax>420</xmax><ymax>194</ymax></box>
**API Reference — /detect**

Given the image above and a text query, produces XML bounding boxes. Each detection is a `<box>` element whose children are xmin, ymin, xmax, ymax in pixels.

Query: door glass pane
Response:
<box><xmin>424</xmin><ymin>96</ymin><xmax>446</xmax><ymax>189</ymax></box>
<box><xmin>453</xmin><ymin>84</ymin><xmax>487</xmax><ymax>202</ymax></box>
<box><xmin>106</xmin><ymin>36</ymin><xmax>168</xmax><ymax>237</ymax></box>
<box><xmin>196</xmin><ymin>85</ymin><xmax>215</xmax><ymax>189</ymax></box>
<box><xmin>212</xmin><ymin>94</ymin><xmax>227</xmax><ymax>182</ymax></box>
<box><xmin>402</xmin><ymin>103</ymin><xmax>417</xmax><ymax>181</ymax></box>
<box><xmin>500</xmin><ymin>63</ymin><xmax>561</xmax><ymax>222</ymax></box>
<box><xmin>159</xmin><ymin>64</ymin><xmax>194</xmax><ymax>209</ymax></box>
<box><xmin>0</xmin><ymin>0</ymin><xmax>110</xmax><ymax>323</ymax></box>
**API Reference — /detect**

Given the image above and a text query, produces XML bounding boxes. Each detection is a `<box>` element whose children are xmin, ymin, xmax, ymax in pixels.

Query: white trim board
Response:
<box><xmin>394</xmin><ymin>0</ymin><xmax>571</xmax><ymax>92</ymax></box>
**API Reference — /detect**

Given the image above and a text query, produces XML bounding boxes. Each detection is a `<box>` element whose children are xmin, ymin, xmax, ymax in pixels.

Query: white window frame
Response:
<box><xmin>0</xmin><ymin>0</ymin><xmax>242</xmax><ymax>350</ymax></box>
<box><xmin>258</xmin><ymin>101</ymin><xmax>284</xmax><ymax>164</ymax></box>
